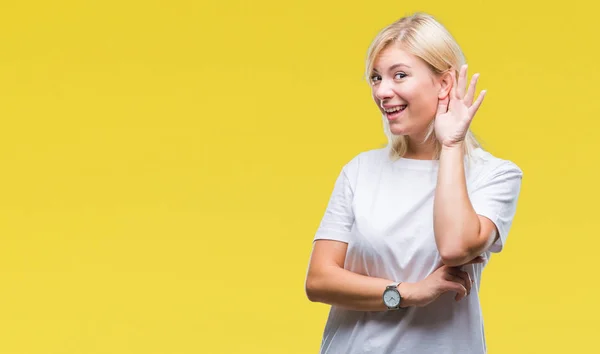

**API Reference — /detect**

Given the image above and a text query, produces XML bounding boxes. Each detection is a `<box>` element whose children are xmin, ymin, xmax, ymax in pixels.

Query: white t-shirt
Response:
<box><xmin>313</xmin><ymin>146</ymin><xmax>523</xmax><ymax>354</ymax></box>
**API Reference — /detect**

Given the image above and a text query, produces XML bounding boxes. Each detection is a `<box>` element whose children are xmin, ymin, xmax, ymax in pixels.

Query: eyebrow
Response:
<box><xmin>373</xmin><ymin>63</ymin><xmax>411</xmax><ymax>73</ymax></box>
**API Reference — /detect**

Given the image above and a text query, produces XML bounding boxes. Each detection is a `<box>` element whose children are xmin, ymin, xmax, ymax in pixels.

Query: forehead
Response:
<box><xmin>372</xmin><ymin>45</ymin><xmax>423</xmax><ymax>71</ymax></box>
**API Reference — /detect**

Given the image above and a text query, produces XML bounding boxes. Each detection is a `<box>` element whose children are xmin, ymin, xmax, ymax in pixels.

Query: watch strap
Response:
<box><xmin>387</xmin><ymin>281</ymin><xmax>401</xmax><ymax>289</ymax></box>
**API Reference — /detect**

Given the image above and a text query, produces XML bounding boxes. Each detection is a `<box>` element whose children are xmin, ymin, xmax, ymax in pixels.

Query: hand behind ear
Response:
<box><xmin>434</xmin><ymin>64</ymin><xmax>486</xmax><ymax>147</ymax></box>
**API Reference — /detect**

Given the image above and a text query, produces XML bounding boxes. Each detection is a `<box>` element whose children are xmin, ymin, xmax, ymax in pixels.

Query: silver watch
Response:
<box><xmin>383</xmin><ymin>282</ymin><xmax>403</xmax><ymax>310</ymax></box>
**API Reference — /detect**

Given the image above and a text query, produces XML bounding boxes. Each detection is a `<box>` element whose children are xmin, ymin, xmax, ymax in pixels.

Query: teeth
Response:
<box><xmin>384</xmin><ymin>105</ymin><xmax>406</xmax><ymax>113</ymax></box>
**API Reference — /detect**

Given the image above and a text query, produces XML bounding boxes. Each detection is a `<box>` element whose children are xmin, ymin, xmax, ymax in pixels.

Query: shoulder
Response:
<box><xmin>336</xmin><ymin>147</ymin><xmax>389</xmax><ymax>188</ymax></box>
<box><xmin>342</xmin><ymin>147</ymin><xmax>389</xmax><ymax>173</ymax></box>
<box><xmin>469</xmin><ymin>148</ymin><xmax>523</xmax><ymax>184</ymax></box>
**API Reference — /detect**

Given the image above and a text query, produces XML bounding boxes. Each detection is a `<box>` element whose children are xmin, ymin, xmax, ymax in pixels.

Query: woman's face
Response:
<box><xmin>370</xmin><ymin>45</ymin><xmax>451</xmax><ymax>139</ymax></box>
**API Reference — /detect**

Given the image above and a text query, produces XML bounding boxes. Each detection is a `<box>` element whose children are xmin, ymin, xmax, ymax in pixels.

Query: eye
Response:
<box><xmin>395</xmin><ymin>72</ymin><xmax>407</xmax><ymax>80</ymax></box>
<box><xmin>370</xmin><ymin>74</ymin><xmax>381</xmax><ymax>84</ymax></box>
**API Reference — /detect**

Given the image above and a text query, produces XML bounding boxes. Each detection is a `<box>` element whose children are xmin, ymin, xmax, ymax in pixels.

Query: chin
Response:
<box><xmin>388</xmin><ymin>123</ymin><xmax>410</xmax><ymax>136</ymax></box>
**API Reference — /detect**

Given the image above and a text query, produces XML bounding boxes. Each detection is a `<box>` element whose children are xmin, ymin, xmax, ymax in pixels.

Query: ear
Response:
<box><xmin>437</xmin><ymin>71</ymin><xmax>454</xmax><ymax>99</ymax></box>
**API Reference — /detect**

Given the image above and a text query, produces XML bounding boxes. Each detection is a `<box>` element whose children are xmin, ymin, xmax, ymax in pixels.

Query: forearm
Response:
<box><xmin>433</xmin><ymin>142</ymin><xmax>481</xmax><ymax>265</ymax></box>
<box><xmin>306</xmin><ymin>267</ymin><xmax>416</xmax><ymax>311</ymax></box>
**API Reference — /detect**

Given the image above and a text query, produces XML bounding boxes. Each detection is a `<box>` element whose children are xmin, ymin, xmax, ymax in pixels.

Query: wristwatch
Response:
<box><xmin>383</xmin><ymin>282</ymin><xmax>403</xmax><ymax>310</ymax></box>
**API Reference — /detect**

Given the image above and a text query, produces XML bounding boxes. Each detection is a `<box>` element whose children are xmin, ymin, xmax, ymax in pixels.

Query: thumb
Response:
<box><xmin>436</xmin><ymin>95</ymin><xmax>449</xmax><ymax>116</ymax></box>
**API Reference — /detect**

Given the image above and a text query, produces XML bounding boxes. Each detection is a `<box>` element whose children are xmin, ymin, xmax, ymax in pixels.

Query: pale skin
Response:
<box><xmin>434</xmin><ymin>64</ymin><xmax>499</xmax><ymax>267</ymax></box>
<box><xmin>305</xmin><ymin>45</ymin><xmax>499</xmax><ymax>311</ymax></box>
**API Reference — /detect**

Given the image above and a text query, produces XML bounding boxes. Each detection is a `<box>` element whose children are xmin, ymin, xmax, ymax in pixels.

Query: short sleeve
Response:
<box><xmin>470</xmin><ymin>161</ymin><xmax>523</xmax><ymax>253</ymax></box>
<box><xmin>313</xmin><ymin>165</ymin><xmax>356</xmax><ymax>244</ymax></box>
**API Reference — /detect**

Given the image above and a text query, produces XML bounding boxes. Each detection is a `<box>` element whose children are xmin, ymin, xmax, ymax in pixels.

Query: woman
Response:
<box><xmin>305</xmin><ymin>12</ymin><xmax>523</xmax><ymax>354</ymax></box>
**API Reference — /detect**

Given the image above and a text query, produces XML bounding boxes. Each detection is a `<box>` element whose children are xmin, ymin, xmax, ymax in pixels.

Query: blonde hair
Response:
<box><xmin>365</xmin><ymin>12</ymin><xmax>481</xmax><ymax>160</ymax></box>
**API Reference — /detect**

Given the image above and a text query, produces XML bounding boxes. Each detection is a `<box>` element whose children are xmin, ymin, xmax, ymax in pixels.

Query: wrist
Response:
<box><xmin>441</xmin><ymin>140</ymin><xmax>465</xmax><ymax>152</ymax></box>
<box><xmin>398</xmin><ymin>282</ymin><xmax>418</xmax><ymax>308</ymax></box>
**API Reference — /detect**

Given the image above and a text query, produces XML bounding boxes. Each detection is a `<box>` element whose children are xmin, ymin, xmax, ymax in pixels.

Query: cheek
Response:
<box><xmin>405</xmin><ymin>84</ymin><xmax>438</xmax><ymax>113</ymax></box>
<box><xmin>396</xmin><ymin>82</ymin><xmax>419</xmax><ymax>101</ymax></box>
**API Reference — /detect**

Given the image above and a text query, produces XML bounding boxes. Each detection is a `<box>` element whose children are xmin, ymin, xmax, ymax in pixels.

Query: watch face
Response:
<box><xmin>384</xmin><ymin>288</ymin><xmax>401</xmax><ymax>307</ymax></box>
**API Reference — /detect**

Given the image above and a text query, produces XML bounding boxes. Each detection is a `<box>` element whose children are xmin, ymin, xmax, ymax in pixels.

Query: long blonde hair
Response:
<box><xmin>365</xmin><ymin>12</ymin><xmax>481</xmax><ymax>160</ymax></box>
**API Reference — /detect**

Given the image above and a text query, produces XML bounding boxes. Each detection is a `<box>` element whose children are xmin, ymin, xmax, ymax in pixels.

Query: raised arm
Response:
<box><xmin>434</xmin><ymin>143</ymin><xmax>498</xmax><ymax>266</ymax></box>
<box><xmin>432</xmin><ymin>64</ymin><xmax>522</xmax><ymax>266</ymax></box>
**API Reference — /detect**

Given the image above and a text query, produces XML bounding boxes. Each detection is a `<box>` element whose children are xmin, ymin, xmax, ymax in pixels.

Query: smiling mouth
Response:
<box><xmin>384</xmin><ymin>105</ymin><xmax>407</xmax><ymax>114</ymax></box>
<box><xmin>383</xmin><ymin>105</ymin><xmax>407</xmax><ymax>120</ymax></box>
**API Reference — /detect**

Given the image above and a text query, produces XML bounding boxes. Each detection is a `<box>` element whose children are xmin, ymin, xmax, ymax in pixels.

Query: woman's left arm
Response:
<box><xmin>432</xmin><ymin>64</ymin><xmax>506</xmax><ymax>267</ymax></box>
<box><xmin>434</xmin><ymin>142</ymin><xmax>498</xmax><ymax>266</ymax></box>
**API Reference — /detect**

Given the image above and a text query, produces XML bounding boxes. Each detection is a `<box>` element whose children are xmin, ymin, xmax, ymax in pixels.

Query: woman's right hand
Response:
<box><xmin>400</xmin><ymin>256</ymin><xmax>485</xmax><ymax>308</ymax></box>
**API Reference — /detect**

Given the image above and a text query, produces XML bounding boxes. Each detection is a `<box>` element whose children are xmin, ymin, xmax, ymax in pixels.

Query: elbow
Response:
<box><xmin>437</xmin><ymin>225</ymin><xmax>484</xmax><ymax>267</ymax></box>
<box><xmin>440</xmin><ymin>251</ymin><xmax>469</xmax><ymax>267</ymax></box>
<box><xmin>439</xmin><ymin>237</ymin><xmax>487</xmax><ymax>267</ymax></box>
<box><xmin>305</xmin><ymin>274</ymin><xmax>323</xmax><ymax>303</ymax></box>
<box><xmin>439</xmin><ymin>244</ymin><xmax>472</xmax><ymax>267</ymax></box>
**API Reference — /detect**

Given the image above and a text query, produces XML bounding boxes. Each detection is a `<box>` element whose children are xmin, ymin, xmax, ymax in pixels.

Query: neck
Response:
<box><xmin>404</xmin><ymin>135</ymin><xmax>438</xmax><ymax>160</ymax></box>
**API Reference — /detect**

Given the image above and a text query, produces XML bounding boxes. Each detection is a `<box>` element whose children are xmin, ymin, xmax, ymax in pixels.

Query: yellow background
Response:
<box><xmin>0</xmin><ymin>0</ymin><xmax>597</xmax><ymax>353</ymax></box>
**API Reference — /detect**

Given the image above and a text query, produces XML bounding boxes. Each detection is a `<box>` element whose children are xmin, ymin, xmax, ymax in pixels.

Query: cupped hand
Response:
<box><xmin>434</xmin><ymin>64</ymin><xmax>486</xmax><ymax>148</ymax></box>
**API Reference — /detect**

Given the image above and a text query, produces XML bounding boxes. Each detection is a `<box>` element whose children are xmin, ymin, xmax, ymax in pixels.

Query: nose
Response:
<box><xmin>374</xmin><ymin>79</ymin><xmax>394</xmax><ymax>101</ymax></box>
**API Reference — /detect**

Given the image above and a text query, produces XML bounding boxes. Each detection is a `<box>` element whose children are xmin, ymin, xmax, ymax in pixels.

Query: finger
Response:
<box><xmin>444</xmin><ymin>280</ymin><xmax>467</xmax><ymax>301</ymax></box>
<box><xmin>445</xmin><ymin>274</ymin><xmax>468</xmax><ymax>298</ymax></box>
<box><xmin>464</xmin><ymin>73</ymin><xmax>480</xmax><ymax>106</ymax></box>
<box><xmin>447</xmin><ymin>269</ymin><xmax>471</xmax><ymax>295</ymax></box>
<box><xmin>436</xmin><ymin>96</ymin><xmax>449</xmax><ymax>116</ymax></box>
<box><xmin>468</xmin><ymin>90</ymin><xmax>487</xmax><ymax>118</ymax></box>
<box><xmin>455</xmin><ymin>64</ymin><xmax>467</xmax><ymax>100</ymax></box>
<box><xmin>448</xmin><ymin>71</ymin><xmax>457</xmax><ymax>101</ymax></box>
<box><xmin>455</xmin><ymin>269</ymin><xmax>472</xmax><ymax>295</ymax></box>
<box><xmin>450</xmin><ymin>268</ymin><xmax>472</xmax><ymax>295</ymax></box>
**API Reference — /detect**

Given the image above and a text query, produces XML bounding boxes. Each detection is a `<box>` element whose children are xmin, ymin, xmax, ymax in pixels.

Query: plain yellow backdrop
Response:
<box><xmin>0</xmin><ymin>0</ymin><xmax>598</xmax><ymax>353</ymax></box>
